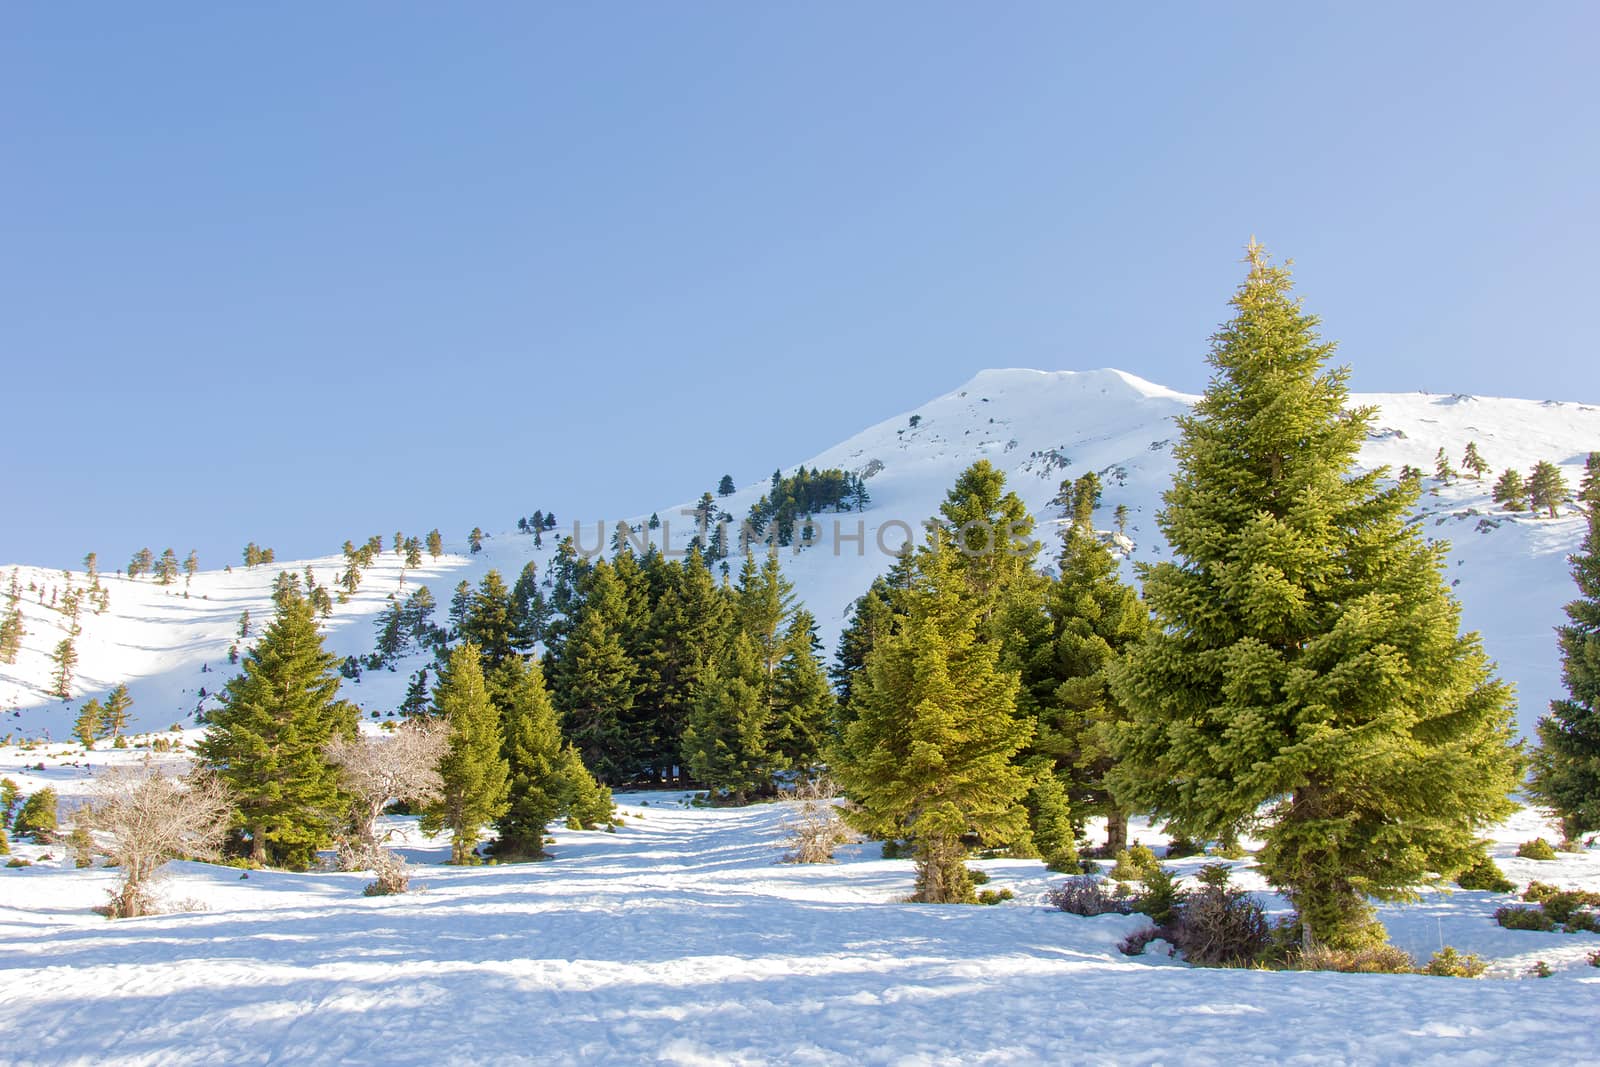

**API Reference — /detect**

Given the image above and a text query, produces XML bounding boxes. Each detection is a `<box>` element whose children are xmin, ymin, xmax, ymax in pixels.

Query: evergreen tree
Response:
<box><xmin>1031</xmin><ymin>522</ymin><xmax>1150</xmax><ymax>855</ymax></box>
<box><xmin>718</xmin><ymin>474</ymin><xmax>736</xmax><ymax>497</ymax></box>
<box><xmin>155</xmin><ymin>548</ymin><xmax>179</xmax><ymax>585</ymax></box>
<box><xmin>399</xmin><ymin>667</ymin><xmax>432</xmax><ymax>718</ymax></box>
<box><xmin>832</xmin><ymin>551</ymin><xmax>915</xmax><ymax>721</ymax></box>
<box><xmin>469</xmin><ymin>527</ymin><xmax>485</xmax><ymax>554</ymax></box>
<box><xmin>423</xmin><ymin>643</ymin><xmax>510</xmax><ymax>864</ymax></box>
<box><xmin>554</xmin><ymin>560</ymin><xmax>636</xmax><ymax>783</ymax></box>
<box><xmin>1108</xmin><ymin>245</ymin><xmax>1521</xmax><ymax>948</ymax></box>
<box><xmin>0</xmin><ymin>606</ymin><xmax>23</xmax><ymax>665</ymax></box>
<box><xmin>1530</xmin><ymin>460</ymin><xmax>1571</xmax><ymax>518</ymax></box>
<box><xmin>102</xmin><ymin>683</ymin><xmax>133</xmax><ymax>739</ymax></box>
<box><xmin>1071</xmin><ymin>472</ymin><xmax>1102</xmax><ymax>531</ymax></box>
<box><xmin>1492</xmin><ymin>468</ymin><xmax>1528</xmax><ymax>511</ymax></box>
<box><xmin>448</xmin><ymin>581</ymin><xmax>473</xmax><ymax>637</ymax></box>
<box><xmin>835</xmin><ymin>542</ymin><xmax>1032</xmax><ymax>903</ymax></box>
<box><xmin>404</xmin><ymin>537</ymin><xmax>424</xmax><ymax>570</ymax></box>
<box><xmin>73</xmin><ymin>698</ymin><xmax>102</xmax><ymax>747</ymax></box>
<box><xmin>682</xmin><ymin>632</ymin><xmax>770</xmax><ymax>803</ymax></box>
<box><xmin>937</xmin><ymin>460</ymin><xmax>1040</xmax><ymax>623</ymax></box>
<box><xmin>1579</xmin><ymin>451</ymin><xmax>1600</xmax><ymax>509</ymax></box>
<box><xmin>51</xmin><ymin>637</ymin><xmax>77</xmax><ymax>698</ymax></box>
<box><xmin>427</xmin><ymin>529</ymin><xmax>444</xmax><ymax>559</ymax></box>
<box><xmin>1461</xmin><ymin>441</ymin><xmax>1490</xmax><ymax>480</ymax></box>
<box><xmin>183</xmin><ymin>550</ymin><xmax>199</xmax><ymax>583</ymax></box>
<box><xmin>637</xmin><ymin>548</ymin><xmax>729</xmax><ymax>780</ymax></box>
<box><xmin>195</xmin><ymin>591</ymin><xmax>358</xmax><ymax>867</ymax></box>
<box><xmin>768</xmin><ymin>610</ymin><xmax>836</xmax><ymax>775</ymax></box>
<box><xmin>1530</xmin><ymin>487</ymin><xmax>1600</xmax><ymax>840</ymax></box>
<box><xmin>491</xmin><ymin>656</ymin><xmax>566</xmax><ymax>858</ymax></box>
<box><xmin>1434</xmin><ymin>446</ymin><xmax>1457</xmax><ymax>482</ymax></box>
<box><xmin>460</xmin><ymin>570</ymin><xmax>527</xmax><ymax>669</ymax></box>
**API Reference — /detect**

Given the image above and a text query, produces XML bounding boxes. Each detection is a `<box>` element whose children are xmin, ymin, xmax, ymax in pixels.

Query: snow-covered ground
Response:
<box><xmin>4</xmin><ymin>368</ymin><xmax>1596</xmax><ymax>745</ymax></box>
<box><xmin>2</xmin><ymin>737</ymin><xmax>1597</xmax><ymax>1065</ymax></box>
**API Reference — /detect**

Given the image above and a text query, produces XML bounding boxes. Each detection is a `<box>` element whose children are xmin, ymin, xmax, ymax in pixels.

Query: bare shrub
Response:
<box><xmin>777</xmin><ymin>779</ymin><xmax>856</xmax><ymax>864</ymax></box>
<box><xmin>82</xmin><ymin>763</ymin><xmax>232</xmax><ymax>918</ymax></box>
<box><xmin>1294</xmin><ymin>943</ymin><xmax>1416</xmax><ymax>974</ymax></box>
<box><xmin>1047</xmin><ymin>875</ymin><xmax>1132</xmax><ymax>917</ymax></box>
<box><xmin>326</xmin><ymin>721</ymin><xmax>448</xmax><ymax>851</ymax></box>
<box><xmin>1170</xmin><ymin>884</ymin><xmax>1270</xmax><ymax>967</ymax></box>
<box><xmin>337</xmin><ymin>839</ymin><xmax>411</xmax><ymax>896</ymax></box>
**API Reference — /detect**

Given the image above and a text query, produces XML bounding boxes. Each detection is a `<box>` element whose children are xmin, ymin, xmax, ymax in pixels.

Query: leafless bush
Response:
<box><xmin>326</xmin><ymin>721</ymin><xmax>448</xmax><ymax>850</ymax></box>
<box><xmin>337</xmin><ymin>839</ymin><xmax>412</xmax><ymax>895</ymax></box>
<box><xmin>777</xmin><ymin>778</ymin><xmax>856</xmax><ymax>864</ymax></box>
<box><xmin>1170</xmin><ymin>885</ymin><xmax>1270</xmax><ymax>967</ymax></box>
<box><xmin>82</xmin><ymin>762</ymin><xmax>232</xmax><ymax>919</ymax></box>
<box><xmin>1047</xmin><ymin>875</ymin><xmax>1133</xmax><ymax>917</ymax></box>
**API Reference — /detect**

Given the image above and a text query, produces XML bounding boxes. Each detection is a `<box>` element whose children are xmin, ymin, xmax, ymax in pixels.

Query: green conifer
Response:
<box><xmin>1461</xmin><ymin>441</ymin><xmax>1490</xmax><ymax>480</ymax></box>
<box><xmin>491</xmin><ymin>657</ymin><xmax>566</xmax><ymax>858</ymax></box>
<box><xmin>1530</xmin><ymin>460</ymin><xmax>1571</xmax><ymax>518</ymax></box>
<box><xmin>426</xmin><ymin>529</ymin><xmax>444</xmax><ymax>559</ymax></box>
<box><xmin>101</xmin><ymin>683</ymin><xmax>133</xmax><ymax>739</ymax></box>
<box><xmin>73</xmin><ymin>698</ymin><xmax>103</xmax><ymax>747</ymax></box>
<box><xmin>1530</xmin><ymin>489</ymin><xmax>1600</xmax><ymax>840</ymax></box>
<box><xmin>424</xmin><ymin>643</ymin><xmax>510</xmax><ymax>864</ymax></box>
<box><xmin>835</xmin><ymin>542</ymin><xmax>1032</xmax><ymax>903</ymax></box>
<box><xmin>1108</xmin><ymin>244</ymin><xmax>1522</xmax><ymax>949</ymax></box>
<box><xmin>51</xmin><ymin>638</ymin><xmax>76</xmax><ymax>698</ymax></box>
<box><xmin>554</xmin><ymin>560</ymin><xmax>637</xmax><ymax>783</ymax></box>
<box><xmin>1492</xmin><ymin>468</ymin><xmax>1528</xmax><ymax>511</ymax></box>
<box><xmin>682</xmin><ymin>632</ymin><xmax>771</xmax><ymax>804</ymax></box>
<box><xmin>195</xmin><ymin>591</ymin><xmax>358</xmax><ymax>867</ymax></box>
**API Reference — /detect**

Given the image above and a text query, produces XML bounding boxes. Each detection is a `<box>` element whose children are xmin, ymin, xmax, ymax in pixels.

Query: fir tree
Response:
<box><xmin>768</xmin><ymin>610</ymin><xmax>836</xmax><ymax>776</ymax></box>
<box><xmin>1530</xmin><ymin>460</ymin><xmax>1571</xmax><ymax>518</ymax></box>
<box><xmin>1108</xmin><ymin>244</ymin><xmax>1521</xmax><ymax>948</ymax></box>
<box><xmin>1434</xmin><ymin>446</ymin><xmax>1457</xmax><ymax>482</ymax></box>
<box><xmin>155</xmin><ymin>548</ymin><xmax>179</xmax><ymax>585</ymax></box>
<box><xmin>1030</xmin><ymin>522</ymin><xmax>1150</xmax><ymax>855</ymax></box>
<box><xmin>554</xmin><ymin>560</ymin><xmax>636</xmax><ymax>783</ymax></box>
<box><xmin>423</xmin><ymin>643</ymin><xmax>509</xmax><ymax>864</ymax></box>
<box><xmin>183</xmin><ymin>550</ymin><xmax>199</xmax><ymax>583</ymax></box>
<box><xmin>718</xmin><ymin>474</ymin><xmax>736</xmax><ymax>497</ymax></box>
<box><xmin>0</xmin><ymin>606</ymin><xmax>23</xmax><ymax>665</ymax></box>
<box><xmin>468</xmin><ymin>527</ymin><xmax>485</xmax><ymax>554</ymax></box>
<box><xmin>460</xmin><ymin>570</ymin><xmax>527</xmax><ymax>670</ymax></box>
<box><xmin>102</xmin><ymin>683</ymin><xmax>132</xmax><ymax>739</ymax></box>
<box><xmin>491</xmin><ymin>656</ymin><xmax>566</xmax><ymax>858</ymax></box>
<box><xmin>404</xmin><ymin>536</ymin><xmax>423</xmax><ymax>570</ymax></box>
<box><xmin>511</xmin><ymin>561</ymin><xmax>550</xmax><ymax>646</ymax></box>
<box><xmin>51</xmin><ymin>638</ymin><xmax>77</xmax><ymax>698</ymax></box>
<box><xmin>835</xmin><ymin>541</ymin><xmax>1032</xmax><ymax>903</ymax></box>
<box><xmin>399</xmin><ymin>667</ymin><xmax>432</xmax><ymax>718</ymax></box>
<box><xmin>448</xmin><ymin>581</ymin><xmax>473</xmax><ymax>637</ymax></box>
<box><xmin>73</xmin><ymin>698</ymin><xmax>103</xmax><ymax>747</ymax></box>
<box><xmin>238</xmin><ymin>611</ymin><xmax>252</xmax><ymax>640</ymax></box>
<box><xmin>682</xmin><ymin>632</ymin><xmax>770</xmax><ymax>803</ymax></box>
<box><xmin>1461</xmin><ymin>441</ymin><xmax>1490</xmax><ymax>480</ymax></box>
<box><xmin>194</xmin><ymin>591</ymin><xmax>358</xmax><ymax>867</ymax></box>
<box><xmin>1530</xmin><ymin>487</ymin><xmax>1600</xmax><ymax>840</ymax></box>
<box><xmin>1579</xmin><ymin>451</ymin><xmax>1600</xmax><ymax>509</ymax></box>
<box><xmin>637</xmin><ymin>548</ymin><xmax>729</xmax><ymax>780</ymax></box>
<box><xmin>427</xmin><ymin>529</ymin><xmax>444</xmax><ymax>559</ymax></box>
<box><xmin>1492</xmin><ymin>468</ymin><xmax>1528</xmax><ymax>511</ymax></box>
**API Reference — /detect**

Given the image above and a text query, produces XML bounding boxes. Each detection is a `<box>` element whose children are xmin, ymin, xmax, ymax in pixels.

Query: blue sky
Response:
<box><xmin>4</xmin><ymin>4</ymin><xmax>1596</xmax><ymax>571</ymax></box>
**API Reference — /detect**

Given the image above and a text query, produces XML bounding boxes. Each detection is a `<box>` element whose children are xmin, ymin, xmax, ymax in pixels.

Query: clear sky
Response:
<box><xmin>4</xmin><ymin>4</ymin><xmax>1596</xmax><ymax>571</ymax></box>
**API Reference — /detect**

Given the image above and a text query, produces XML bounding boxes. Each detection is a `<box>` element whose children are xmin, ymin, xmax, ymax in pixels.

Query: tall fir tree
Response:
<box><xmin>0</xmin><ymin>605</ymin><xmax>23</xmax><ymax>665</ymax></box>
<box><xmin>767</xmin><ymin>609</ymin><xmax>837</xmax><ymax>776</ymax></box>
<box><xmin>460</xmin><ymin>569</ymin><xmax>528</xmax><ymax>670</ymax></box>
<box><xmin>195</xmin><ymin>591</ymin><xmax>358</xmax><ymax>867</ymax></box>
<box><xmin>1461</xmin><ymin>441</ymin><xmax>1490</xmax><ymax>480</ymax></box>
<box><xmin>51</xmin><ymin>637</ymin><xmax>77</xmax><ymax>698</ymax></box>
<box><xmin>1108</xmin><ymin>244</ymin><xmax>1522</xmax><ymax>949</ymax></box>
<box><xmin>426</xmin><ymin>529</ymin><xmax>444</xmax><ymax>559</ymax></box>
<box><xmin>491</xmin><ymin>656</ymin><xmax>568</xmax><ymax>858</ymax></box>
<box><xmin>1492</xmin><ymin>468</ymin><xmax>1528</xmax><ymax>511</ymax></box>
<box><xmin>423</xmin><ymin>643</ymin><xmax>510</xmax><ymax>864</ymax></box>
<box><xmin>835</xmin><ymin>541</ymin><xmax>1032</xmax><ymax>903</ymax></box>
<box><xmin>554</xmin><ymin>560</ymin><xmax>637</xmax><ymax>783</ymax></box>
<box><xmin>73</xmin><ymin>698</ymin><xmax>103</xmax><ymax>747</ymax></box>
<box><xmin>1530</xmin><ymin>485</ymin><xmax>1600</xmax><ymax>840</ymax></box>
<box><xmin>682</xmin><ymin>632</ymin><xmax>771</xmax><ymax>804</ymax></box>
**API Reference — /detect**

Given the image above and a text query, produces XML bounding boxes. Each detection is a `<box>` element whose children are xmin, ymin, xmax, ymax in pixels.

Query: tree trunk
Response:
<box><xmin>1104</xmin><ymin>808</ymin><xmax>1129</xmax><ymax>855</ymax></box>
<box><xmin>251</xmin><ymin>824</ymin><xmax>267</xmax><ymax>864</ymax></box>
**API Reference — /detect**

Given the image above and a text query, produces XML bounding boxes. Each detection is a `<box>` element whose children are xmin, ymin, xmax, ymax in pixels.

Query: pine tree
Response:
<box><xmin>1108</xmin><ymin>244</ymin><xmax>1521</xmax><ymax>948</ymax></box>
<box><xmin>194</xmin><ymin>591</ymin><xmax>358</xmax><ymax>867</ymax></box>
<box><xmin>448</xmin><ymin>581</ymin><xmax>473</xmax><ymax>637</ymax></box>
<box><xmin>835</xmin><ymin>542</ymin><xmax>1032</xmax><ymax>903</ymax></box>
<box><xmin>1578</xmin><ymin>451</ymin><xmax>1600</xmax><ymax>509</ymax></box>
<box><xmin>637</xmin><ymin>548</ymin><xmax>729</xmax><ymax>780</ymax></box>
<box><xmin>1530</xmin><ymin>488</ymin><xmax>1600</xmax><ymax>840</ymax></box>
<box><xmin>399</xmin><ymin>667</ymin><xmax>432</xmax><ymax>718</ymax></box>
<box><xmin>404</xmin><ymin>537</ymin><xmax>423</xmax><ymax>570</ymax></box>
<box><xmin>468</xmin><ymin>527</ymin><xmax>485</xmax><ymax>554</ymax></box>
<box><xmin>183</xmin><ymin>550</ymin><xmax>199</xmax><ymax>583</ymax></box>
<box><xmin>1461</xmin><ymin>441</ymin><xmax>1490</xmax><ymax>480</ymax></box>
<box><xmin>51</xmin><ymin>638</ymin><xmax>77</xmax><ymax>698</ymax></box>
<box><xmin>1434</xmin><ymin>447</ymin><xmax>1457</xmax><ymax>482</ymax></box>
<box><xmin>155</xmin><ymin>548</ymin><xmax>179</xmax><ymax>585</ymax></box>
<box><xmin>718</xmin><ymin>474</ymin><xmax>736</xmax><ymax>497</ymax></box>
<box><xmin>102</xmin><ymin>683</ymin><xmax>133</xmax><ymax>739</ymax></box>
<box><xmin>1492</xmin><ymin>468</ymin><xmax>1528</xmax><ymax>511</ymax></box>
<box><xmin>511</xmin><ymin>562</ymin><xmax>550</xmax><ymax>647</ymax></box>
<box><xmin>73</xmin><ymin>698</ymin><xmax>103</xmax><ymax>747</ymax></box>
<box><xmin>1529</xmin><ymin>460</ymin><xmax>1571</xmax><ymax>518</ymax></box>
<box><xmin>426</xmin><ymin>529</ymin><xmax>444</xmax><ymax>559</ymax></box>
<box><xmin>491</xmin><ymin>657</ymin><xmax>566</xmax><ymax>858</ymax></box>
<box><xmin>423</xmin><ymin>643</ymin><xmax>509</xmax><ymax>864</ymax></box>
<box><xmin>832</xmin><ymin>551</ymin><xmax>915</xmax><ymax>721</ymax></box>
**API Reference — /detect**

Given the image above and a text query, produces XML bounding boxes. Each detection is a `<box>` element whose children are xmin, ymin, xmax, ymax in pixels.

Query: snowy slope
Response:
<box><xmin>3</xmin><ymin>368</ymin><xmax>1597</xmax><ymax>741</ymax></box>
<box><xmin>1</xmin><ymin>773</ymin><xmax>1597</xmax><ymax>1064</ymax></box>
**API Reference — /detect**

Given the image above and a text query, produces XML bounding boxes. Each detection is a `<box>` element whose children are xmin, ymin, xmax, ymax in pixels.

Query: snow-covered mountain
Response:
<box><xmin>3</xmin><ymin>367</ymin><xmax>1597</xmax><ymax>741</ymax></box>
